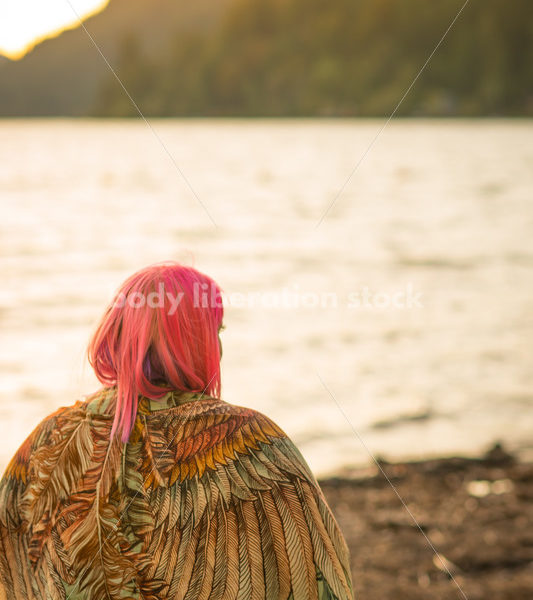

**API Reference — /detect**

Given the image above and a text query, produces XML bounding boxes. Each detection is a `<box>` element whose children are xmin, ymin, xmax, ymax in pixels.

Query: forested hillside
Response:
<box><xmin>0</xmin><ymin>0</ymin><xmax>231</xmax><ymax>116</ymax></box>
<box><xmin>0</xmin><ymin>0</ymin><xmax>531</xmax><ymax>116</ymax></box>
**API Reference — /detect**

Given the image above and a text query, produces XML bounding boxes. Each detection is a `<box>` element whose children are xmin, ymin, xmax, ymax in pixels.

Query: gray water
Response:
<box><xmin>1</xmin><ymin>118</ymin><xmax>532</xmax><ymax>476</ymax></box>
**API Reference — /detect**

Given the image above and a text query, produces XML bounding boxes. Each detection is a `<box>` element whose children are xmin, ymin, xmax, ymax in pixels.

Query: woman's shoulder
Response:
<box><xmin>0</xmin><ymin>393</ymin><xmax>93</xmax><ymax>530</ymax></box>
<box><xmin>143</xmin><ymin>393</ymin><xmax>289</xmax><ymax>443</ymax></box>
<box><xmin>139</xmin><ymin>395</ymin><xmax>316</xmax><ymax>486</ymax></box>
<box><xmin>0</xmin><ymin>395</ymin><xmax>90</xmax><ymax>482</ymax></box>
<box><xmin>139</xmin><ymin>397</ymin><xmax>353</xmax><ymax>599</ymax></box>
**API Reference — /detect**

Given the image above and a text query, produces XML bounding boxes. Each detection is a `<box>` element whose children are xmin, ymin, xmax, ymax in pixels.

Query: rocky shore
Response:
<box><xmin>319</xmin><ymin>444</ymin><xmax>533</xmax><ymax>599</ymax></box>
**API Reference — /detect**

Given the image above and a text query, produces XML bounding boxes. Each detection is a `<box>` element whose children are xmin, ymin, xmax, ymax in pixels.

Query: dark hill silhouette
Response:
<box><xmin>0</xmin><ymin>0</ymin><xmax>230</xmax><ymax>116</ymax></box>
<box><xmin>0</xmin><ymin>0</ymin><xmax>531</xmax><ymax>117</ymax></box>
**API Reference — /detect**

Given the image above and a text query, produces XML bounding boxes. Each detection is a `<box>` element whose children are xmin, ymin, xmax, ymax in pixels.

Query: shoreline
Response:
<box><xmin>318</xmin><ymin>443</ymin><xmax>533</xmax><ymax>599</ymax></box>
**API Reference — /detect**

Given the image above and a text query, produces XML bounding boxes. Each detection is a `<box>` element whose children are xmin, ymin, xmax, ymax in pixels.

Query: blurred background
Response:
<box><xmin>0</xmin><ymin>0</ymin><xmax>532</xmax><ymax>477</ymax></box>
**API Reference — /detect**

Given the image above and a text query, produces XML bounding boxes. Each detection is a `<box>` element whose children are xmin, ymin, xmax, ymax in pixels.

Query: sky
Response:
<box><xmin>0</xmin><ymin>0</ymin><xmax>108</xmax><ymax>59</ymax></box>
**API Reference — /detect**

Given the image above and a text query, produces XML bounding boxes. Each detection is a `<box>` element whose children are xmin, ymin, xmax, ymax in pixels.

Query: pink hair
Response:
<box><xmin>87</xmin><ymin>261</ymin><xmax>224</xmax><ymax>443</ymax></box>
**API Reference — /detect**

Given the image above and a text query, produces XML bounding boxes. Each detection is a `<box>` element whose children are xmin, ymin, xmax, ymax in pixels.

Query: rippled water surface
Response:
<box><xmin>1</xmin><ymin>118</ymin><xmax>532</xmax><ymax>475</ymax></box>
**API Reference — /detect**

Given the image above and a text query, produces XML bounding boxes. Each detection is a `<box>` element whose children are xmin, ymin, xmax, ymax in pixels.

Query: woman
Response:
<box><xmin>0</xmin><ymin>262</ymin><xmax>354</xmax><ymax>600</ymax></box>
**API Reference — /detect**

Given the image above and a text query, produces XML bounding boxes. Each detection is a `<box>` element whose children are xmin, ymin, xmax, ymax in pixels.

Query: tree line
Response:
<box><xmin>90</xmin><ymin>0</ymin><xmax>532</xmax><ymax>117</ymax></box>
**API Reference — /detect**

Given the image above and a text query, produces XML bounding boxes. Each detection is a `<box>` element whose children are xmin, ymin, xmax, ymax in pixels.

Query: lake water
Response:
<box><xmin>1</xmin><ymin>118</ymin><xmax>532</xmax><ymax>476</ymax></box>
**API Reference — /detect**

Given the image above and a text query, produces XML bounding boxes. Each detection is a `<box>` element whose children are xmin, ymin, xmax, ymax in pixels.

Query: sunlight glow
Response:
<box><xmin>0</xmin><ymin>0</ymin><xmax>109</xmax><ymax>59</ymax></box>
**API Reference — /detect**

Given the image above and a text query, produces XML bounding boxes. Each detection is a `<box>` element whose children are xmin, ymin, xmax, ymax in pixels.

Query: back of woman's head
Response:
<box><xmin>87</xmin><ymin>261</ymin><xmax>224</xmax><ymax>443</ymax></box>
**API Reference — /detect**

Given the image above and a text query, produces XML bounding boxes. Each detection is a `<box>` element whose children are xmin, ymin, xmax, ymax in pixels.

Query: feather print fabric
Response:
<box><xmin>0</xmin><ymin>387</ymin><xmax>354</xmax><ymax>599</ymax></box>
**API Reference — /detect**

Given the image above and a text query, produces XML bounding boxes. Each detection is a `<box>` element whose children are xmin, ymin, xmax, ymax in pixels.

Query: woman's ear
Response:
<box><xmin>218</xmin><ymin>324</ymin><xmax>224</xmax><ymax>358</ymax></box>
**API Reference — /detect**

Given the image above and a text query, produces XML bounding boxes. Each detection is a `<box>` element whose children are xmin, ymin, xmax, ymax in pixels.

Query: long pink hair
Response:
<box><xmin>87</xmin><ymin>262</ymin><xmax>224</xmax><ymax>442</ymax></box>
